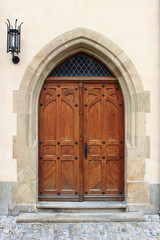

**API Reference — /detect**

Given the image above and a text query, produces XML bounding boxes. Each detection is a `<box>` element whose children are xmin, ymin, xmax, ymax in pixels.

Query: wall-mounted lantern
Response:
<box><xmin>6</xmin><ymin>19</ymin><xmax>23</xmax><ymax>64</ymax></box>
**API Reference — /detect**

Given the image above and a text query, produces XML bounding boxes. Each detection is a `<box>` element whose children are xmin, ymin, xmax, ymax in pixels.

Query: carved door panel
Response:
<box><xmin>83</xmin><ymin>83</ymin><xmax>124</xmax><ymax>200</ymax></box>
<box><xmin>38</xmin><ymin>80</ymin><xmax>124</xmax><ymax>201</ymax></box>
<box><xmin>39</xmin><ymin>82</ymin><xmax>80</xmax><ymax>201</ymax></box>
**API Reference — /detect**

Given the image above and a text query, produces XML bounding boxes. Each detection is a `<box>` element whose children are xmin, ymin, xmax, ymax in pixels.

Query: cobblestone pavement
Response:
<box><xmin>0</xmin><ymin>215</ymin><xmax>160</xmax><ymax>240</ymax></box>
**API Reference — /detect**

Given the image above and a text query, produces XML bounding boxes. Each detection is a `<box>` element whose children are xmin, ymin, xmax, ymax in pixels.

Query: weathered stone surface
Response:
<box><xmin>16</xmin><ymin>212</ymin><xmax>146</xmax><ymax>223</ymax></box>
<box><xmin>137</xmin><ymin>136</ymin><xmax>150</xmax><ymax>158</ymax></box>
<box><xmin>150</xmin><ymin>184</ymin><xmax>160</xmax><ymax>213</ymax></box>
<box><xmin>13</xmin><ymin>90</ymin><xmax>26</xmax><ymax>114</ymax></box>
<box><xmin>12</xmin><ymin>182</ymin><xmax>37</xmax><ymax>204</ymax></box>
<box><xmin>0</xmin><ymin>182</ymin><xmax>12</xmax><ymax>215</ymax></box>
<box><xmin>127</xmin><ymin>159</ymin><xmax>145</xmax><ymax>181</ymax></box>
<box><xmin>8</xmin><ymin>202</ymin><xmax>127</xmax><ymax>216</ymax></box>
<box><xmin>13</xmin><ymin>136</ymin><xmax>17</xmax><ymax>159</ymax></box>
<box><xmin>127</xmin><ymin>203</ymin><xmax>157</xmax><ymax>214</ymax></box>
<box><xmin>127</xmin><ymin>182</ymin><xmax>149</xmax><ymax>204</ymax></box>
<box><xmin>8</xmin><ymin>204</ymin><xmax>37</xmax><ymax>216</ymax></box>
<box><xmin>36</xmin><ymin>201</ymin><xmax>127</xmax><ymax>209</ymax></box>
<box><xmin>136</xmin><ymin>91</ymin><xmax>150</xmax><ymax>113</ymax></box>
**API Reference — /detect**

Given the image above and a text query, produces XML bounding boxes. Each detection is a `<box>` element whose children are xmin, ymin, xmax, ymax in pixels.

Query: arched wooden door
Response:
<box><xmin>38</xmin><ymin>54</ymin><xmax>124</xmax><ymax>201</ymax></box>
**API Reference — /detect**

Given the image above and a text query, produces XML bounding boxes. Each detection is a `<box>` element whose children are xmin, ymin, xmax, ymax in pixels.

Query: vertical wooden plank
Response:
<box><xmin>74</xmin><ymin>83</ymin><xmax>80</xmax><ymax>199</ymax></box>
<box><xmin>59</xmin><ymin>83</ymin><xmax>80</xmax><ymax>196</ymax></box>
<box><xmin>83</xmin><ymin>85</ymin><xmax>89</xmax><ymax>195</ymax></box>
<box><xmin>83</xmin><ymin>84</ymin><xmax>103</xmax><ymax>196</ymax></box>
<box><xmin>116</xmin><ymin>84</ymin><xmax>125</xmax><ymax>194</ymax></box>
<box><xmin>38</xmin><ymin>82</ymin><xmax>57</xmax><ymax>196</ymax></box>
<box><xmin>105</xmin><ymin>83</ymin><xmax>123</xmax><ymax>194</ymax></box>
<box><xmin>38</xmin><ymin>87</ymin><xmax>44</xmax><ymax>195</ymax></box>
<box><xmin>56</xmin><ymin>85</ymin><xmax>61</xmax><ymax>193</ymax></box>
<box><xmin>79</xmin><ymin>83</ymin><xmax>84</xmax><ymax>201</ymax></box>
<box><xmin>101</xmin><ymin>84</ymin><xmax>107</xmax><ymax>194</ymax></box>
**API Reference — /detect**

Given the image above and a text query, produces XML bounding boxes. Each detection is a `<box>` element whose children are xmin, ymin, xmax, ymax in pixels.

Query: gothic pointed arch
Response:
<box><xmin>12</xmin><ymin>28</ymin><xmax>150</xmax><ymax>212</ymax></box>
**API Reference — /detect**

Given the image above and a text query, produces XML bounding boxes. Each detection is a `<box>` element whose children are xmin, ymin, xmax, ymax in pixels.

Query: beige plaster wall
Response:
<box><xmin>0</xmin><ymin>0</ymin><xmax>159</xmax><ymax>183</ymax></box>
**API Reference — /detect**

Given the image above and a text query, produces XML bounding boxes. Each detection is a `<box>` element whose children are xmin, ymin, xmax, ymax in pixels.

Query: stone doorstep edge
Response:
<box><xmin>36</xmin><ymin>201</ymin><xmax>127</xmax><ymax>209</ymax></box>
<box><xmin>16</xmin><ymin>212</ymin><xmax>146</xmax><ymax>223</ymax></box>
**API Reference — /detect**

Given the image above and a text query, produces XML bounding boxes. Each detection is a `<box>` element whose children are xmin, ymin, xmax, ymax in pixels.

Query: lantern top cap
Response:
<box><xmin>6</xmin><ymin>19</ymin><xmax>23</xmax><ymax>30</ymax></box>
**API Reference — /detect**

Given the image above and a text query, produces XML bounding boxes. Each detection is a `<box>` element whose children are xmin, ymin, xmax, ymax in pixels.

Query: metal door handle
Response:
<box><xmin>84</xmin><ymin>142</ymin><xmax>88</xmax><ymax>159</ymax></box>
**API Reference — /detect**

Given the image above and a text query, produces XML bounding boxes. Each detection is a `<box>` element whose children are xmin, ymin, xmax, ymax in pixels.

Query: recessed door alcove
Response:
<box><xmin>12</xmin><ymin>28</ymin><xmax>150</xmax><ymax>214</ymax></box>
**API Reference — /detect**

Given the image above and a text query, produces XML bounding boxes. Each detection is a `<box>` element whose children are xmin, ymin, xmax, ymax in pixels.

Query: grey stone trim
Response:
<box><xmin>150</xmin><ymin>184</ymin><xmax>160</xmax><ymax>213</ymax></box>
<box><xmin>16</xmin><ymin>212</ymin><xmax>146</xmax><ymax>223</ymax></box>
<box><xmin>8</xmin><ymin>204</ymin><xmax>37</xmax><ymax>216</ymax></box>
<box><xmin>0</xmin><ymin>182</ymin><xmax>12</xmax><ymax>215</ymax></box>
<box><xmin>126</xmin><ymin>203</ymin><xmax>157</xmax><ymax>214</ymax></box>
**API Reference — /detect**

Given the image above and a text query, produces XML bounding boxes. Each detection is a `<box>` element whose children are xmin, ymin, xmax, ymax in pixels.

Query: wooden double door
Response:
<box><xmin>38</xmin><ymin>77</ymin><xmax>124</xmax><ymax>201</ymax></box>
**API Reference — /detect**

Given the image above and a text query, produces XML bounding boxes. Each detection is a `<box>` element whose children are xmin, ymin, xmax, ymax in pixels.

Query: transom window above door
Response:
<box><xmin>48</xmin><ymin>53</ymin><xmax>113</xmax><ymax>77</ymax></box>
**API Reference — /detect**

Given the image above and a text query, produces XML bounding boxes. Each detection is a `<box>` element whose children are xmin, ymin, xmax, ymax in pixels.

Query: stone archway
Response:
<box><xmin>11</xmin><ymin>28</ymin><xmax>151</xmax><ymax>214</ymax></box>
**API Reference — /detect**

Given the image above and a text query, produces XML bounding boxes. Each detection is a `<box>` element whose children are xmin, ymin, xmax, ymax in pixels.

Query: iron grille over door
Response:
<box><xmin>48</xmin><ymin>54</ymin><xmax>113</xmax><ymax>77</ymax></box>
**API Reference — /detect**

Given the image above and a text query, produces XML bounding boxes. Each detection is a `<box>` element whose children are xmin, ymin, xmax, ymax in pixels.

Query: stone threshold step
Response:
<box><xmin>16</xmin><ymin>212</ymin><xmax>146</xmax><ymax>223</ymax></box>
<box><xmin>37</xmin><ymin>201</ymin><xmax>127</xmax><ymax>209</ymax></box>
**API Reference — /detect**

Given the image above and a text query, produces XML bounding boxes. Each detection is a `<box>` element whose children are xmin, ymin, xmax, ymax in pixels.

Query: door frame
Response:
<box><xmin>38</xmin><ymin>77</ymin><xmax>125</xmax><ymax>202</ymax></box>
<box><xmin>11</xmin><ymin>28</ymin><xmax>151</xmax><ymax>214</ymax></box>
